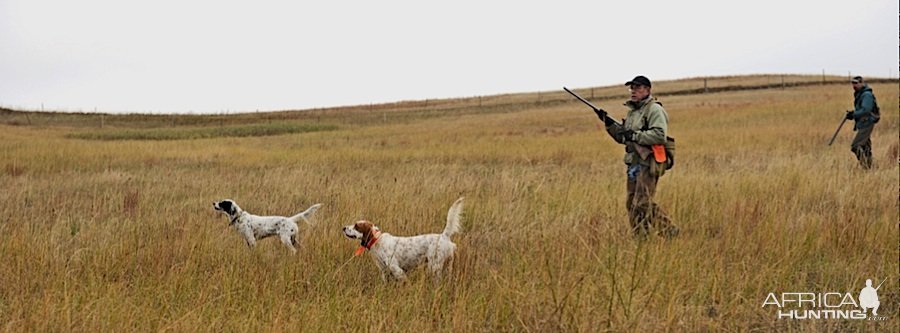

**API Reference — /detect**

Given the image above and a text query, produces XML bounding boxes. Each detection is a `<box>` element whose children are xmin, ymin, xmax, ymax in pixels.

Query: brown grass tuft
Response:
<box><xmin>5</xmin><ymin>163</ymin><xmax>25</xmax><ymax>177</ymax></box>
<box><xmin>123</xmin><ymin>190</ymin><xmax>140</xmax><ymax>217</ymax></box>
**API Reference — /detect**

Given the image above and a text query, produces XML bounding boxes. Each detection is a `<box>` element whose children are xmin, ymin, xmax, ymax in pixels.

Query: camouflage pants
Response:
<box><xmin>851</xmin><ymin>125</ymin><xmax>874</xmax><ymax>169</ymax></box>
<box><xmin>626</xmin><ymin>164</ymin><xmax>678</xmax><ymax>238</ymax></box>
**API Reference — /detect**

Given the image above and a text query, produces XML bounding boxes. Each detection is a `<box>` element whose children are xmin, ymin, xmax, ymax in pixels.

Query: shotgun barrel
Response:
<box><xmin>563</xmin><ymin>87</ymin><xmax>621</xmax><ymax>126</ymax></box>
<box><xmin>827</xmin><ymin>116</ymin><xmax>848</xmax><ymax>146</ymax></box>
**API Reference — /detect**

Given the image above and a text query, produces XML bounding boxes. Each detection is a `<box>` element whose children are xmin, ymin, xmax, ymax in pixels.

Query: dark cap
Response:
<box><xmin>851</xmin><ymin>76</ymin><xmax>863</xmax><ymax>84</ymax></box>
<box><xmin>625</xmin><ymin>75</ymin><xmax>651</xmax><ymax>88</ymax></box>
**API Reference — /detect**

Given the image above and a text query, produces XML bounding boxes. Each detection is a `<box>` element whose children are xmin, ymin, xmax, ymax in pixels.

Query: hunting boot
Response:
<box><xmin>854</xmin><ymin>145</ymin><xmax>874</xmax><ymax>169</ymax></box>
<box><xmin>629</xmin><ymin>205</ymin><xmax>651</xmax><ymax>239</ymax></box>
<box><xmin>647</xmin><ymin>202</ymin><xmax>679</xmax><ymax>239</ymax></box>
<box><xmin>861</xmin><ymin>146</ymin><xmax>873</xmax><ymax>169</ymax></box>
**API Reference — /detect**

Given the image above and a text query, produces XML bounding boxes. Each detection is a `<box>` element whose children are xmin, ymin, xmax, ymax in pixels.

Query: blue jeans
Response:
<box><xmin>627</xmin><ymin>164</ymin><xmax>642</xmax><ymax>181</ymax></box>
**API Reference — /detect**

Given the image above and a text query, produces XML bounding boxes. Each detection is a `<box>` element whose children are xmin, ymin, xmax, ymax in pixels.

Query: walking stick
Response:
<box><xmin>827</xmin><ymin>116</ymin><xmax>848</xmax><ymax>146</ymax></box>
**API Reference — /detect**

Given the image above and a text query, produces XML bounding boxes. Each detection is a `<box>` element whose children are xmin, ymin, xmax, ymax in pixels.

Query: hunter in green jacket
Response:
<box><xmin>603</xmin><ymin>76</ymin><xmax>678</xmax><ymax>238</ymax></box>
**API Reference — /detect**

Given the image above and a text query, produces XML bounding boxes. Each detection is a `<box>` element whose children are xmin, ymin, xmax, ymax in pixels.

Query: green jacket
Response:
<box><xmin>852</xmin><ymin>85</ymin><xmax>878</xmax><ymax>130</ymax></box>
<box><xmin>605</xmin><ymin>96</ymin><xmax>669</xmax><ymax>165</ymax></box>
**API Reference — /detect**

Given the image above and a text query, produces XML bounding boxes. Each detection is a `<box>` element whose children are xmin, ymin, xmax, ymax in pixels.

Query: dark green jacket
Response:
<box><xmin>852</xmin><ymin>85</ymin><xmax>877</xmax><ymax>130</ymax></box>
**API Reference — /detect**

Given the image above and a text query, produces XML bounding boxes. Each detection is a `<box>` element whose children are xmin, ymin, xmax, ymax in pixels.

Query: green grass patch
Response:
<box><xmin>66</xmin><ymin>122</ymin><xmax>338</xmax><ymax>141</ymax></box>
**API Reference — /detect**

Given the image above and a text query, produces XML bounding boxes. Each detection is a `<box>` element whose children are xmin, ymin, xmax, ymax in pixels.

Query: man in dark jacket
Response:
<box><xmin>846</xmin><ymin>76</ymin><xmax>879</xmax><ymax>169</ymax></box>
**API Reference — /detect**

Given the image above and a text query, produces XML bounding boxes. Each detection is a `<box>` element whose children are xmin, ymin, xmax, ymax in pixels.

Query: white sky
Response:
<box><xmin>1</xmin><ymin>0</ymin><xmax>897</xmax><ymax>114</ymax></box>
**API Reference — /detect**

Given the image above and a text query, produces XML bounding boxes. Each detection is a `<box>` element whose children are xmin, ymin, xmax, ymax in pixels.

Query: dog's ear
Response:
<box><xmin>220</xmin><ymin>200</ymin><xmax>235</xmax><ymax>215</ymax></box>
<box><xmin>356</xmin><ymin>222</ymin><xmax>373</xmax><ymax>247</ymax></box>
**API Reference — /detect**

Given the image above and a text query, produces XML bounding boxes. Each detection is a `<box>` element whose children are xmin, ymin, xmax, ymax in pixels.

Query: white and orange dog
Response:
<box><xmin>213</xmin><ymin>199</ymin><xmax>322</xmax><ymax>254</ymax></box>
<box><xmin>343</xmin><ymin>197</ymin><xmax>464</xmax><ymax>281</ymax></box>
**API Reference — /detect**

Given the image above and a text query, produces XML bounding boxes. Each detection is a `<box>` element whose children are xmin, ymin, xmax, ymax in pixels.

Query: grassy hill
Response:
<box><xmin>0</xmin><ymin>75</ymin><xmax>897</xmax><ymax>332</ymax></box>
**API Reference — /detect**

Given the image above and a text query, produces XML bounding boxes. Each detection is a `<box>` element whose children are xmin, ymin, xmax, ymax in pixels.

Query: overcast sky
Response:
<box><xmin>1</xmin><ymin>0</ymin><xmax>897</xmax><ymax>114</ymax></box>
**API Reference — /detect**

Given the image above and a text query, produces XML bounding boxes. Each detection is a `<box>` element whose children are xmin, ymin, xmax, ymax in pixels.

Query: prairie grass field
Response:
<box><xmin>64</xmin><ymin>123</ymin><xmax>338</xmax><ymax>141</ymax></box>
<box><xmin>0</xmin><ymin>77</ymin><xmax>897</xmax><ymax>332</ymax></box>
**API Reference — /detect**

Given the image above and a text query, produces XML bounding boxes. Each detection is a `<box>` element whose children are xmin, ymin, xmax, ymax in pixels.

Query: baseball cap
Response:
<box><xmin>625</xmin><ymin>75</ymin><xmax>652</xmax><ymax>87</ymax></box>
<box><xmin>851</xmin><ymin>76</ymin><xmax>863</xmax><ymax>84</ymax></box>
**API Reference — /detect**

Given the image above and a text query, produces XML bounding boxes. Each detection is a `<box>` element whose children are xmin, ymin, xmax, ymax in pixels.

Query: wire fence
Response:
<box><xmin>2</xmin><ymin>74</ymin><xmax>897</xmax><ymax>128</ymax></box>
<box><xmin>333</xmin><ymin>74</ymin><xmax>897</xmax><ymax>115</ymax></box>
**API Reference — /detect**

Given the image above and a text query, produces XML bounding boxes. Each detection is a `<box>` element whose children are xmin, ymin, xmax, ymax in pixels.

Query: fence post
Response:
<box><xmin>704</xmin><ymin>78</ymin><xmax>708</xmax><ymax>93</ymax></box>
<box><xmin>781</xmin><ymin>75</ymin><xmax>785</xmax><ymax>90</ymax></box>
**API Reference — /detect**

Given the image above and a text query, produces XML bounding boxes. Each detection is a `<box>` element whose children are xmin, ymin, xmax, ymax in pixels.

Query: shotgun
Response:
<box><xmin>564</xmin><ymin>86</ymin><xmax>673</xmax><ymax>167</ymax></box>
<box><xmin>565</xmin><ymin>86</ymin><xmax>652</xmax><ymax>158</ymax></box>
<box><xmin>875</xmin><ymin>278</ymin><xmax>887</xmax><ymax>290</ymax></box>
<box><xmin>827</xmin><ymin>114</ymin><xmax>849</xmax><ymax>146</ymax></box>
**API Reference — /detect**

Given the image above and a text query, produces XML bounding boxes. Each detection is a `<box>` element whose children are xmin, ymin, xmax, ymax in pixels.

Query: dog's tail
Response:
<box><xmin>290</xmin><ymin>203</ymin><xmax>322</xmax><ymax>226</ymax></box>
<box><xmin>442</xmin><ymin>197</ymin><xmax>464</xmax><ymax>238</ymax></box>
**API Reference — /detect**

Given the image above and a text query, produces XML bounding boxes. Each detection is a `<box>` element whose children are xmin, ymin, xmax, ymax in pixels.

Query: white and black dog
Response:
<box><xmin>213</xmin><ymin>199</ymin><xmax>322</xmax><ymax>254</ymax></box>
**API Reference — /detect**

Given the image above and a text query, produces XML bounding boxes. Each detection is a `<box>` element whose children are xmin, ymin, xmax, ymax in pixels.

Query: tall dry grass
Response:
<box><xmin>0</xmin><ymin>80</ymin><xmax>896</xmax><ymax>332</ymax></box>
